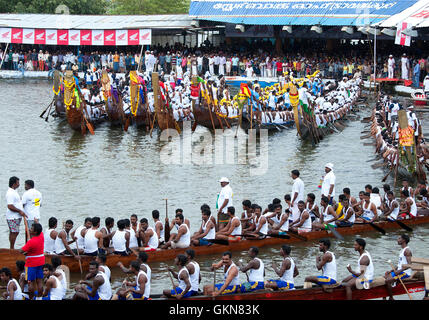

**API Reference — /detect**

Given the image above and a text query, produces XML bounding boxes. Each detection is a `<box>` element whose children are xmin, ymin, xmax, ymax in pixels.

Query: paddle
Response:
<box><xmin>212</xmin><ymin>269</ymin><xmax>216</xmax><ymax>301</ymax></box>
<box><xmin>325</xmin><ymin>224</ymin><xmax>344</xmax><ymax>241</ymax></box>
<box><xmin>266</xmin><ymin>233</ymin><xmax>291</xmax><ymax>240</ymax></box>
<box><xmin>282</xmin><ymin>230</ymin><xmax>308</xmax><ymax>241</ymax></box>
<box><xmin>360</xmin><ymin>133</ymin><xmax>372</xmax><ymax>139</ymax></box>
<box><xmin>356</xmin><ymin>221</ymin><xmax>386</xmax><ymax>235</ymax></box>
<box><xmin>391</xmin><ymin>220</ymin><xmax>413</xmax><ymax>232</ymax></box>
<box><xmin>387</xmin><ymin>260</ymin><xmax>413</xmax><ymax>300</ymax></box>
<box><xmin>75</xmin><ymin>239</ymin><xmax>84</xmax><ymax>277</ymax></box>
<box><xmin>381</xmin><ymin>167</ymin><xmax>394</xmax><ymax>182</ymax></box>
<box><xmin>40</xmin><ymin>98</ymin><xmax>54</xmax><ymax>118</ymax></box>
<box><xmin>163</xmin><ymin>198</ymin><xmax>170</xmax><ymax>244</ymax></box>
<box><xmin>168</xmin><ymin>269</ymin><xmax>178</xmax><ymax>296</ymax></box>
<box><xmin>207</xmin><ymin>239</ymin><xmax>229</xmax><ymax>246</ymax></box>
<box><xmin>371</xmin><ymin>162</ymin><xmax>387</xmax><ymax>169</ymax></box>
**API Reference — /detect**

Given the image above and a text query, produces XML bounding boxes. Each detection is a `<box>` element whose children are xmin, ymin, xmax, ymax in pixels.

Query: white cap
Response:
<box><xmin>325</xmin><ymin>163</ymin><xmax>334</xmax><ymax>170</ymax></box>
<box><xmin>219</xmin><ymin>177</ymin><xmax>229</xmax><ymax>183</ymax></box>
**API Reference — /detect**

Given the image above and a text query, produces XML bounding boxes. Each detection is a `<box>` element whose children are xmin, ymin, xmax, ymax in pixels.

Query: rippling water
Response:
<box><xmin>0</xmin><ymin>79</ymin><xmax>428</xmax><ymax>299</ymax></box>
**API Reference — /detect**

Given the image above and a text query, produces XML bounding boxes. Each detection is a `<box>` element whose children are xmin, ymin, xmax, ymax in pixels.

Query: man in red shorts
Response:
<box><xmin>20</xmin><ymin>223</ymin><xmax>45</xmax><ymax>300</ymax></box>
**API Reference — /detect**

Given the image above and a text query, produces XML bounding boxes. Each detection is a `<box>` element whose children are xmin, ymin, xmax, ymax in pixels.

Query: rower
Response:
<box><xmin>39</xmin><ymin>264</ymin><xmax>64</xmax><ymax>300</ymax></box>
<box><xmin>55</xmin><ymin>220</ymin><xmax>79</xmax><ymax>259</ymax></box>
<box><xmin>243</xmin><ymin>205</ymin><xmax>268</xmax><ymax>239</ymax></box>
<box><xmin>380</xmin><ymin>191</ymin><xmax>400</xmax><ymax>221</ymax></box>
<box><xmin>266</xmin><ymin>245</ymin><xmax>298</xmax><ymax>290</ymax></box>
<box><xmin>371</xmin><ymin>187</ymin><xmax>383</xmax><ymax>217</ymax></box>
<box><xmin>137</xmin><ymin>218</ymin><xmax>159</xmax><ymax>251</ymax></box>
<box><xmin>124</xmin><ymin>218</ymin><xmax>139</xmax><ymax>249</ymax></box>
<box><xmin>417</xmin><ymin>189</ymin><xmax>429</xmax><ymax>216</ymax></box>
<box><xmin>305</xmin><ymin>193</ymin><xmax>320</xmax><ymax>222</ymax></box>
<box><xmin>200</xmin><ymin>203</ymin><xmax>217</xmax><ymax>228</ymax></box>
<box><xmin>100</xmin><ymin>217</ymin><xmax>114</xmax><ymax>249</ymax></box>
<box><xmin>110</xmin><ymin>219</ymin><xmax>130</xmax><ymax>255</ymax></box>
<box><xmin>44</xmin><ymin>217</ymin><xmax>58</xmax><ymax>254</ymax></box>
<box><xmin>163</xmin><ymin>254</ymin><xmax>194</xmax><ymax>299</ymax></box>
<box><xmin>241</xmin><ymin>200</ymin><xmax>254</xmax><ymax>232</ymax></box>
<box><xmin>81</xmin><ymin>217</ymin><xmax>104</xmax><ymax>256</ymax></box>
<box><xmin>96</xmin><ymin>253</ymin><xmax>111</xmax><ymax>282</ymax></box>
<box><xmin>304</xmin><ymin>239</ymin><xmax>338</xmax><ymax>288</ymax></box>
<box><xmin>399</xmin><ymin>189</ymin><xmax>417</xmax><ymax>219</ymax></box>
<box><xmin>51</xmin><ymin>256</ymin><xmax>68</xmax><ymax>298</ymax></box>
<box><xmin>19</xmin><ymin>223</ymin><xmax>45</xmax><ymax>299</ymax></box>
<box><xmin>284</xmin><ymin>194</ymin><xmax>292</xmax><ymax>222</ymax></box>
<box><xmin>203</xmin><ymin>251</ymin><xmax>241</xmax><ymax>297</ymax></box>
<box><xmin>341</xmin><ymin>238</ymin><xmax>374</xmax><ymax>300</ymax></box>
<box><xmin>335</xmin><ymin>197</ymin><xmax>355</xmax><ymax>227</ymax></box>
<box><xmin>161</xmin><ymin>213</ymin><xmax>191</xmax><ymax>249</ymax></box>
<box><xmin>117</xmin><ymin>251</ymin><xmax>152</xmax><ymax>293</ymax></box>
<box><xmin>384</xmin><ymin>234</ymin><xmax>412</xmax><ymax>300</ymax></box>
<box><xmin>343</xmin><ymin>187</ymin><xmax>359</xmax><ymax>213</ymax></box>
<box><xmin>289</xmin><ymin>201</ymin><xmax>312</xmax><ymax>233</ymax></box>
<box><xmin>73</xmin><ymin>261</ymin><xmax>112</xmax><ymax>300</ymax></box>
<box><xmin>238</xmin><ymin>246</ymin><xmax>265</xmax><ymax>293</ymax></box>
<box><xmin>265</xmin><ymin>203</ymin><xmax>281</xmax><ymax>226</ymax></box>
<box><xmin>15</xmin><ymin>260</ymin><xmax>29</xmax><ymax>299</ymax></box>
<box><xmin>268</xmin><ymin>204</ymin><xmax>290</xmax><ymax>236</ymax></box>
<box><xmin>71</xmin><ymin>217</ymin><xmax>92</xmax><ymax>254</ymax></box>
<box><xmin>401</xmin><ymin>179</ymin><xmax>414</xmax><ymax>199</ymax></box>
<box><xmin>185</xmin><ymin>249</ymin><xmax>201</xmax><ymax>296</ymax></box>
<box><xmin>114</xmin><ymin>261</ymin><xmax>149</xmax><ymax>300</ymax></box>
<box><xmin>0</xmin><ymin>267</ymin><xmax>23</xmax><ymax>300</ymax></box>
<box><xmin>152</xmin><ymin>210</ymin><xmax>165</xmax><ymax>244</ymax></box>
<box><xmin>130</xmin><ymin>214</ymin><xmax>141</xmax><ymax>247</ymax></box>
<box><xmin>166</xmin><ymin>210</ymin><xmax>191</xmax><ymax>241</ymax></box>
<box><xmin>191</xmin><ymin>208</ymin><xmax>216</xmax><ymax>246</ymax></box>
<box><xmin>215</xmin><ymin>206</ymin><xmax>242</xmax><ymax>242</ymax></box>
<box><xmin>355</xmin><ymin>192</ymin><xmax>378</xmax><ymax>223</ymax></box>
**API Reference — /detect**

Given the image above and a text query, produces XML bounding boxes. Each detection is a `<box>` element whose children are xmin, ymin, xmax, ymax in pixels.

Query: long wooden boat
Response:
<box><xmin>2</xmin><ymin>215</ymin><xmax>429</xmax><ymax>276</ymax></box>
<box><xmin>101</xmin><ymin>70</ymin><xmax>126</xmax><ymax>127</ymax></box>
<box><xmin>53</xmin><ymin>70</ymin><xmax>66</xmax><ymax>117</ymax></box>
<box><xmin>63</xmin><ymin>70</ymin><xmax>86</xmax><ymax>132</ymax></box>
<box><xmin>129</xmin><ymin>70</ymin><xmax>153</xmax><ymax>128</ymax></box>
<box><xmin>193</xmin><ymin>101</ymin><xmax>239</xmax><ymax>131</ymax></box>
<box><xmin>175</xmin><ymin>279</ymin><xmax>425</xmax><ymax>301</ymax></box>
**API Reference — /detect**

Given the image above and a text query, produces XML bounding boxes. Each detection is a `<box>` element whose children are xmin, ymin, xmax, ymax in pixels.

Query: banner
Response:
<box><xmin>0</xmin><ymin>28</ymin><xmax>152</xmax><ymax>46</ymax></box>
<box><xmin>395</xmin><ymin>22</ymin><xmax>411</xmax><ymax>46</ymax></box>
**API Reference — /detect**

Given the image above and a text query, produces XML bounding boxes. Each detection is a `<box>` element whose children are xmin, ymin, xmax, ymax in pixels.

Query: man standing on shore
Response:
<box><xmin>6</xmin><ymin>176</ymin><xmax>27</xmax><ymax>249</ymax></box>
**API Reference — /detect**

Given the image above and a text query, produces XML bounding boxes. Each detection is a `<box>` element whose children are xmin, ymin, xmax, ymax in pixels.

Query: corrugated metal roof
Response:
<box><xmin>189</xmin><ymin>0</ymin><xmax>420</xmax><ymax>26</ymax></box>
<box><xmin>376</xmin><ymin>0</ymin><xmax>429</xmax><ymax>28</ymax></box>
<box><xmin>0</xmin><ymin>13</ymin><xmax>194</xmax><ymax>29</ymax></box>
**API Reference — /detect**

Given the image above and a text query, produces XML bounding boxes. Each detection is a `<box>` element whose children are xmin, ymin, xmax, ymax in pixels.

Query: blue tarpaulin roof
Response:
<box><xmin>189</xmin><ymin>0</ymin><xmax>419</xmax><ymax>26</ymax></box>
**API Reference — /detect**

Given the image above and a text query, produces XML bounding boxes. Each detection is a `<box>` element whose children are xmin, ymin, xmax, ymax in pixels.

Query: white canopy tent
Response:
<box><xmin>374</xmin><ymin>0</ymin><xmax>429</xmax><ymax>28</ymax></box>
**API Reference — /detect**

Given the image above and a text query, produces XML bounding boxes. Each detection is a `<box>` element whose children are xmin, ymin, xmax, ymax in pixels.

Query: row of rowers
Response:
<box><xmin>43</xmin><ymin>184</ymin><xmax>428</xmax><ymax>258</ymax></box>
<box><xmin>3</xmin><ymin>235</ymin><xmax>414</xmax><ymax>300</ymax></box>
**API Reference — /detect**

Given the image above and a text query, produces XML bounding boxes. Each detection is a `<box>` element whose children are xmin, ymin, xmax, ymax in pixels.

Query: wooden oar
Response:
<box><xmin>207</xmin><ymin>239</ymin><xmax>229</xmax><ymax>245</ymax></box>
<box><xmin>387</xmin><ymin>260</ymin><xmax>413</xmax><ymax>300</ymax></box>
<box><xmin>168</xmin><ymin>269</ymin><xmax>178</xmax><ymax>296</ymax></box>
<box><xmin>212</xmin><ymin>269</ymin><xmax>216</xmax><ymax>301</ymax></box>
<box><xmin>163</xmin><ymin>198</ymin><xmax>170</xmax><ymax>243</ymax></box>
<box><xmin>360</xmin><ymin>134</ymin><xmax>372</xmax><ymax>139</ymax></box>
<box><xmin>326</xmin><ymin>225</ymin><xmax>344</xmax><ymax>240</ymax></box>
<box><xmin>75</xmin><ymin>240</ymin><xmax>84</xmax><ymax>277</ymax></box>
<box><xmin>266</xmin><ymin>233</ymin><xmax>290</xmax><ymax>240</ymax></box>
<box><xmin>371</xmin><ymin>162</ymin><xmax>387</xmax><ymax>169</ymax></box>
<box><xmin>282</xmin><ymin>231</ymin><xmax>307</xmax><ymax>241</ymax></box>
<box><xmin>23</xmin><ymin>216</ymin><xmax>30</xmax><ymax>243</ymax></box>
<box><xmin>391</xmin><ymin>220</ymin><xmax>413</xmax><ymax>232</ymax></box>
<box><xmin>381</xmin><ymin>167</ymin><xmax>394</xmax><ymax>182</ymax></box>
<box><xmin>40</xmin><ymin>98</ymin><xmax>54</xmax><ymax>118</ymax></box>
<box><xmin>356</xmin><ymin>221</ymin><xmax>386</xmax><ymax>235</ymax></box>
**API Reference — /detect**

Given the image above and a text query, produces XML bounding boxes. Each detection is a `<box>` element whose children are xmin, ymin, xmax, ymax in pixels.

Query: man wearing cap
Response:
<box><xmin>321</xmin><ymin>164</ymin><xmax>335</xmax><ymax>205</ymax></box>
<box><xmin>217</xmin><ymin>178</ymin><xmax>233</xmax><ymax>230</ymax></box>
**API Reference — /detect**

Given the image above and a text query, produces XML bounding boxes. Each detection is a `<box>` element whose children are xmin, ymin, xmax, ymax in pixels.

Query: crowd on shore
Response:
<box><xmin>1</xmin><ymin>41</ymin><xmax>429</xmax><ymax>87</ymax></box>
<box><xmin>3</xmin><ymin>166</ymin><xmax>429</xmax><ymax>300</ymax></box>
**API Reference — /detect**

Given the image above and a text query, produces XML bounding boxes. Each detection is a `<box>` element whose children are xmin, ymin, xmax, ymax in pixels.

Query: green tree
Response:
<box><xmin>108</xmin><ymin>0</ymin><xmax>190</xmax><ymax>15</ymax></box>
<box><xmin>1</xmin><ymin>0</ymin><xmax>108</xmax><ymax>14</ymax></box>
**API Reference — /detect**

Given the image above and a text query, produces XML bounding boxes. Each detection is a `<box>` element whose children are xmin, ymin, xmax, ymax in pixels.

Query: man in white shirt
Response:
<box><xmin>22</xmin><ymin>180</ymin><xmax>42</xmax><ymax>230</ymax></box>
<box><xmin>321</xmin><ymin>163</ymin><xmax>336</xmax><ymax>205</ymax></box>
<box><xmin>387</xmin><ymin>55</ymin><xmax>395</xmax><ymax>78</ymax></box>
<box><xmin>290</xmin><ymin>170</ymin><xmax>305</xmax><ymax>223</ymax></box>
<box><xmin>217</xmin><ymin>177</ymin><xmax>233</xmax><ymax>229</ymax></box>
<box><xmin>401</xmin><ymin>53</ymin><xmax>410</xmax><ymax>80</ymax></box>
<box><xmin>6</xmin><ymin>176</ymin><xmax>27</xmax><ymax>249</ymax></box>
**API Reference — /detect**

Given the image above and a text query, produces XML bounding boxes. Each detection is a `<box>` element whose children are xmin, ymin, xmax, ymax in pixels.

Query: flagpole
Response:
<box><xmin>373</xmin><ymin>27</ymin><xmax>377</xmax><ymax>95</ymax></box>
